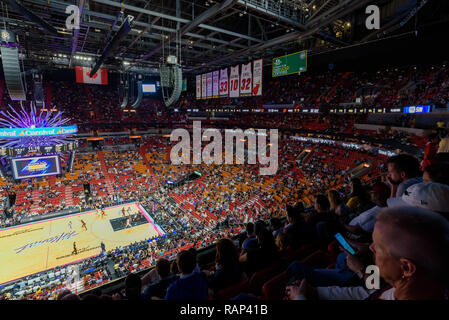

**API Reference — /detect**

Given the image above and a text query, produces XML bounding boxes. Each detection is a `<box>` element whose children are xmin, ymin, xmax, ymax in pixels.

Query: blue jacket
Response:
<box><xmin>165</xmin><ymin>272</ymin><xmax>209</xmax><ymax>300</ymax></box>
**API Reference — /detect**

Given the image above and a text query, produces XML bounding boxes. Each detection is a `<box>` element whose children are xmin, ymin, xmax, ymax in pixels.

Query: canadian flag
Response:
<box><xmin>75</xmin><ymin>66</ymin><xmax>108</xmax><ymax>85</ymax></box>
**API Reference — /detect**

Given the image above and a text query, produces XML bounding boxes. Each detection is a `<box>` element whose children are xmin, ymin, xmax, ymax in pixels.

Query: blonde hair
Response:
<box><xmin>327</xmin><ymin>190</ymin><xmax>341</xmax><ymax>211</ymax></box>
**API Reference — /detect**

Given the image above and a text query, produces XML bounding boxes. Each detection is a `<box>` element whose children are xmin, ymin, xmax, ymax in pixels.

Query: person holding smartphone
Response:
<box><xmin>287</xmin><ymin>206</ymin><xmax>449</xmax><ymax>300</ymax></box>
<box><xmin>285</xmin><ymin>232</ymin><xmax>374</xmax><ymax>288</ymax></box>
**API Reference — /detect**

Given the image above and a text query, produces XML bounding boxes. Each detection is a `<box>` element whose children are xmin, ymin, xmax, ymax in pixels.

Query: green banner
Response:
<box><xmin>272</xmin><ymin>50</ymin><xmax>307</xmax><ymax>77</ymax></box>
<box><xmin>182</xmin><ymin>79</ymin><xmax>187</xmax><ymax>91</ymax></box>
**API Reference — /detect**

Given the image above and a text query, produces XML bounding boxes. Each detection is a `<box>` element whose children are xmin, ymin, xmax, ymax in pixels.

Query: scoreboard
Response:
<box><xmin>11</xmin><ymin>155</ymin><xmax>61</xmax><ymax>180</ymax></box>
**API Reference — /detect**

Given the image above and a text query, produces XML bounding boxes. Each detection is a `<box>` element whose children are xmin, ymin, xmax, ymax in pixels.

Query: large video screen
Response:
<box><xmin>11</xmin><ymin>155</ymin><xmax>61</xmax><ymax>180</ymax></box>
<box><xmin>142</xmin><ymin>83</ymin><xmax>156</xmax><ymax>93</ymax></box>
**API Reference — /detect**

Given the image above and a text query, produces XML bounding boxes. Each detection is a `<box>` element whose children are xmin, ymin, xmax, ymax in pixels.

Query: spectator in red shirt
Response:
<box><xmin>422</xmin><ymin>133</ymin><xmax>440</xmax><ymax>170</ymax></box>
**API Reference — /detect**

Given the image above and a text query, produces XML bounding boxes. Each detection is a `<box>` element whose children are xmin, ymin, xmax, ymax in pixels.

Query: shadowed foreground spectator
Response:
<box><xmin>208</xmin><ymin>238</ymin><xmax>243</xmax><ymax>296</ymax></box>
<box><xmin>165</xmin><ymin>250</ymin><xmax>208</xmax><ymax>300</ymax></box>
<box><xmin>143</xmin><ymin>258</ymin><xmax>178</xmax><ymax>300</ymax></box>
<box><xmin>287</xmin><ymin>207</ymin><xmax>449</xmax><ymax>300</ymax></box>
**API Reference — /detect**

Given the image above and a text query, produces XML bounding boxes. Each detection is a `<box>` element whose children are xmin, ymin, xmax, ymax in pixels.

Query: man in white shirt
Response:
<box><xmin>344</xmin><ymin>182</ymin><xmax>390</xmax><ymax>235</ymax></box>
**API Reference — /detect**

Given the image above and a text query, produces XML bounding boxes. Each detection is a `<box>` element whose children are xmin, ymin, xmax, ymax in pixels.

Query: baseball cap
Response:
<box><xmin>371</xmin><ymin>182</ymin><xmax>391</xmax><ymax>199</ymax></box>
<box><xmin>387</xmin><ymin>182</ymin><xmax>449</xmax><ymax>213</ymax></box>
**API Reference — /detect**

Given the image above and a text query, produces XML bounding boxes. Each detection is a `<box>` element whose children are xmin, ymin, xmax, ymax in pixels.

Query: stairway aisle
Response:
<box><xmin>97</xmin><ymin>151</ymin><xmax>115</xmax><ymax>195</ymax></box>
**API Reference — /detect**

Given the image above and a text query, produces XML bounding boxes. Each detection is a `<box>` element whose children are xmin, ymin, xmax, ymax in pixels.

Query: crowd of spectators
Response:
<box><xmin>0</xmin><ymin>62</ymin><xmax>448</xmax><ymax>300</ymax></box>
<box><xmin>1</xmin><ymin>130</ymin><xmax>447</xmax><ymax>300</ymax></box>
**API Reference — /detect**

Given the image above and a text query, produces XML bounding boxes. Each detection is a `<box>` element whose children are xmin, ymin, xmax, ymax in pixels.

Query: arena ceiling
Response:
<box><xmin>0</xmin><ymin>0</ymin><xmax>443</xmax><ymax>74</ymax></box>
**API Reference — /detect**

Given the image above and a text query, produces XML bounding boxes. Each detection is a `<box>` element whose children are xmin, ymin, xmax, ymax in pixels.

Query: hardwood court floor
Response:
<box><xmin>0</xmin><ymin>202</ymin><xmax>163</xmax><ymax>284</ymax></box>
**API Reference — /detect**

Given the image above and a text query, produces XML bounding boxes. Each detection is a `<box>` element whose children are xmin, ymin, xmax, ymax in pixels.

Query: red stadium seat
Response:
<box><xmin>301</xmin><ymin>250</ymin><xmax>332</xmax><ymax>269</ymax></box>
<box><xmin>261</xmin><ymin>271</ymin><xmax>287</xmax><ymax>300</ymax></box>
<box><xmin>280</xmin><ymin>242</ymin><xmax>318</xmax><ymax>266</ymax></box>
<box><xmin>248</xmin><ymin>262</ymin><xmax>284</xmax><ymax>296</ymax></box>
<box><xmin>216</xmin><ymin>278</ymin><xmax>249</xmax><ymax>300</ymax></box>
<box><xmin>327</xmin><ymin>240</ymin><xmax>341</xmax><ymax>264</ymax></box>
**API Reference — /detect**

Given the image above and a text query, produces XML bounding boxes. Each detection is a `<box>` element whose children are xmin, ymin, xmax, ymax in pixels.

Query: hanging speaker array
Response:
<box><xmin>1</xmin><ymin>29</ymin><xmax>26</xmax><ymax>101</ymax></box>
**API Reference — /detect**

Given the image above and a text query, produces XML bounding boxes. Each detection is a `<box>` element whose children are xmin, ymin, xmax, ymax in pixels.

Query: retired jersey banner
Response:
<box><xmin>75</xmin><ymin>66</ymin><xmax>108</xmax><ymax>85</ymax></box>
<box><xmin>219</xmin><ymin>68</ymin><xmax>229</xmax><ymax>97</ymax></box>
<box><xmin>196</xmin><ymin>75</ymin><xmax>201</xmax><ymax>99</ymax></box>
<box><xmin>252</xmin><ymin>59</ymin><xmax>263</xmax><ymax>96</ymax></box>
<box><xmin>229</xmin><ymin>65</ymin><xmax>240</xmax><ymax>98</ymax></box>
<box><xmin>207</xmin><ymin>72</ymin><xmax>213</xmax><ymax>98</ymax></box>
<box><xmin>240</xmin><ymin>62</ymin><xmax>252</xmax><ymax>96</ymax></box>
<box><xmin>212</xmin><ymin>71</ymin><xmax>219</xmax><ymax>98</ymax></box>
<box><xmin>201</xmin><ymin>74</ymin><xmax>207</xmax><ymax>99</ymax></box>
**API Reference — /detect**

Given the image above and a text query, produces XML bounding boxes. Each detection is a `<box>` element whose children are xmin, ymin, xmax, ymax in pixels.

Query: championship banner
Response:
<box><xmin>240</xmin><ymin>62</ymin><xmax>252</xmax><ymax>96</ymax></box>
<box><xmin>253</xmin><ymin>59</ymin><xmax>263</xmax><ymax>96</ymax></box>
<box><xmin>229</xmin><ymin>65</ymin><xmax>239</xmax><ymax>98</ymax></box>
<box><xmin>219</xmin><ymin>68</ymin><xmax>229</xmax><ymax>97</ymax></box>
<box><xmin>75</xmin><ymin>66</ymin><xmax>108</xmax><ymax>85</ymax></box>
<box><xmin>196</xmin><ymin>75</ymin><xmax>201</xmax><ymax>99</ymax></box>
<box><xmin>212</xmin><ymin>71</ymin><xmax>219</xmax><ymax>98</ymax></box>
<box><xmin>201</xmin><ymin>74</ymin><xmax>207</xmax><ymax>99</ymax></box>
<box><xmin>207</xmin><ymin>72</ymin><xmax>213</xmax><ymax>98</ymax></box>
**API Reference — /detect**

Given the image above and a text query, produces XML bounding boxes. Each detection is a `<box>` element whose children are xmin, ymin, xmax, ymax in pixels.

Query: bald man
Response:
<box><xmin>287</xmin><ymin>206</ymin><xmax>449</xmax><ymax>300</ymax></box>
<box><xmin>370</xmin><ymin>206</ymin><xmax>449</xmax><ymax>300</ymax></box>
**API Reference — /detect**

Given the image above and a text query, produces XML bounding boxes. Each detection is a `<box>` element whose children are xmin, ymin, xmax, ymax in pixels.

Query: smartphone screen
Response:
<box><xmin>334</xmin><ymin>233</ymin><xmax>356</xmax><ymax>255</ymax></box>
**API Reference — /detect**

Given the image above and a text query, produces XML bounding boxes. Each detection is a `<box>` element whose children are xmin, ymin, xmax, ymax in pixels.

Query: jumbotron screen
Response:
<box><xmin>142</xmin><ymin>83</ymin><xmax>156</xmax><ymax>93</ymax></box>
<box><xmin>11</xmin><ymin>155</ymin><xmax>61</xmax><ymax>180</ymax></box>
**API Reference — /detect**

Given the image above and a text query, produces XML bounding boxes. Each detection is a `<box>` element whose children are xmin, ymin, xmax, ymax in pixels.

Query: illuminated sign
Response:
<box><xmin>272</xmin><ymin>50</ymin><xmax>307</xmax><ymax>77</ymax></box>
<box><xmin>142</xmin><ymin>83</ymin><xmax>156</xmax><ymax>93</ymax></box>
<box><xmin>292</xmin><ymin>136</ymin><xmax>397</xmax><ymax>157</ymax></box>
<box><xmin>403</xmin><ymin>105</ymin><xmax>430</xmax><ymax>113</ymax></box>
<box><xmin>12</xmin><ymin>155</ymin><xmax>61</xmax><ymax>180</ymax></box>
<box><xmin>0</xmin><ymin>125</ymin><xmax>78</xmax><ymax>138</ymax></box>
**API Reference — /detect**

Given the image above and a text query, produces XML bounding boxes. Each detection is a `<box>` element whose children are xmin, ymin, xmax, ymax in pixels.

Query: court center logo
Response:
<box><xmin>14</xmin><ymin>231</ymin><xmax>79</xmax><ymax>254</ymax></box>
<box><xmin>170</xmin><ymin>121</ymin><xmax>278</xmax><ymax>176</ymax></box>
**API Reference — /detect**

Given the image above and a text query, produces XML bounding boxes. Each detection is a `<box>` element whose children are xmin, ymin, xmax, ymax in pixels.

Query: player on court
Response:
<box><xmin>127</xmin><ymin>207</ymin><xmax>132</xmax><ymax>216</ymax></box>
<box><xmin>125</xmin><ymin>217</ymin><xmax>132</xmax><ymax>228</ymax></box>
<box><xmin>68</xmin><ymin>221</ymin><xmax>72</xmax><ymax>231</ymax></box>
<box><xmin>122</xmin><ymin>207</ymin><xmax>126</xmax><ymax>217</ymax></box>
<box><xmin>81</xmin><ymin>219</ymin><xmax>87</xmax><ymax>231</ymax></box>
<box><xmin>72</xmin><ymin>242</ymin><xmax>78</xmax><ymax>255</ymax></box>
<box><xmin>101</xmin><ymin>208</ymin><xmax>106</xmax><ymax>218</ymax></box>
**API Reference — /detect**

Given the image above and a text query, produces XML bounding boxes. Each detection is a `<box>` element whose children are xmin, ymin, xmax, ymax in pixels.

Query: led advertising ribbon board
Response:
<box><xmin>272</xmin><ymin>50</ymin><xmax>307</xmax><ymax>77</ymax></box>
<box><xmin>0</xmin><ymin>125</ymin><xmax>78</xmax><ymax>138</ymax></box>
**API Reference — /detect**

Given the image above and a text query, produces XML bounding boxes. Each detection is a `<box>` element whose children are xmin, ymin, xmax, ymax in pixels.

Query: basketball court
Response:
<box><xmin>0</xmin><ymin>202</ymin><xmax>164</xmax><ymax>285</ymax></box>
